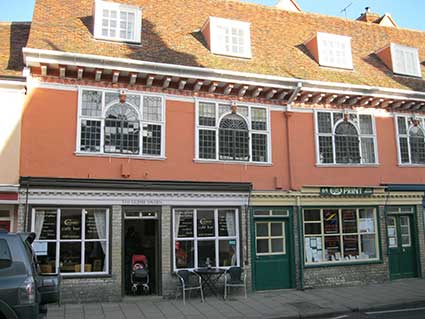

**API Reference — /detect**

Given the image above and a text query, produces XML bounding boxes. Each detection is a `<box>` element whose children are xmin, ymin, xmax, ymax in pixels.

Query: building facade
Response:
<box><xmin>0</xmin><ymin>22</ymin><xmax>30</xmax><ymax>233</ymax></box>
<box><xmin>2</xmin><ymin>0</ymin><xmax>425</xmax><ymax>302</ymax></box>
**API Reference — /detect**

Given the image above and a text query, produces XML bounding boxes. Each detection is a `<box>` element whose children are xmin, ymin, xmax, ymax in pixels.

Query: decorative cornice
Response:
<box><xmin>23</xmin><ymin>48</ymin><xmax>425</xmax><ymax>112</ymax></box>
<box><xmin>20</xmin><ymin>188</ymin><xmax>250</xmax><ymax>206</ymax></box>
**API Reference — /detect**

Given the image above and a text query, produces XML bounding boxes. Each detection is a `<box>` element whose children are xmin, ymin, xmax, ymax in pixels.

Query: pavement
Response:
<box><xmin>46</xmin><ymin>278</ymin><xmax>425</xmax><ymax>319</ymax></box>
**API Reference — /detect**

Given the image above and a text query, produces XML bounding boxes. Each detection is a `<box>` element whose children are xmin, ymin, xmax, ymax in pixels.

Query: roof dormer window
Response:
<box><xmin>202</xmin><ymin>17</ymin><xmax>251</xmax><ymax>59</ymax></box>
<box><xmin>375</xmin><ymin>43</ymin><xmax>421</xmax><ymax>78</ymax></box>
<box><xmin>94</xmin><ymin>0</ymin><xmax>142</xmax><ymax>44</ymax></box>
<box><xmin>391</xmin><ymin>44</ymin><xmax>421</xmax><ymax>77</ymax></box>
<box><xmin>305</xmin><ymin>32</ymin><xmax>353</xmax><ymax>70</ymax></box>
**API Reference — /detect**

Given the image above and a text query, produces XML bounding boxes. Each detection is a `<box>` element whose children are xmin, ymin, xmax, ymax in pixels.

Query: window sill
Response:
<box><xmin>397</xmin><ymin>163</ymin><xmax>425</xmax><ymax>167</ymax></box>
<box><xmin>304</xmin><ymin>258</ymin><xmax>382</xmax><ymax>268</ymax></box>
<box><xmin>315</xmin><ymin>163</ymin><xmax>379</xmax><ymax>168</ymax></box>
<box><xmin>194</xmin><ymin>159</ymin><xmax>272</xmax><ymax>166</ymax></box>
<box><xmin>61</xmin><ymin>273</ymin><xmax>112</xmax><ymax>279</ymax></box>
<box><xmin>93</xmin><ymin>36</ymin><xmax>141</xmax><ymax>46</ymax></box>
<box><xmin>75</xmin><ymin>152</ymin><xmax>166</xmax><ymax>161</ymax></box>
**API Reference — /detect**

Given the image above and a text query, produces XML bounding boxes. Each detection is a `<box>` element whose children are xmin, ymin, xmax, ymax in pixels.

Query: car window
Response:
<box><xmin>0</xmin><ymin>239</ymin><xmax>12</xmax><ymax>269</ymax></box>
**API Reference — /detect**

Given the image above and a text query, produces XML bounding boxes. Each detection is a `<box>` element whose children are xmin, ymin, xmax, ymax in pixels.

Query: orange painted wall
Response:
<box><xmin>20</xmin><ymin>87</ymin><xmax>425</xmax><ymax>191</ymax></box>
<box><xmin>287</xmin><ymin>112</ymin><xmax>425</xmax><ymax>189</ymax></box>
<box><xmin>20</xmin><ymin>88</ymin><xmax>289</xmax><ymax>190</ymax></box>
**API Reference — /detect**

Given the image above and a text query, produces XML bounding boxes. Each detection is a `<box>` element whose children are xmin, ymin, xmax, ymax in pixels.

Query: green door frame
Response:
<box><xmin>385</xmin><ymin>206</ymin><xmax>422</xmax><ymax>280</ymax></box>
<box><xmin>250</xmin><ymin>207</ymin><xmax>296</xmax><ymax>291</ymax></box>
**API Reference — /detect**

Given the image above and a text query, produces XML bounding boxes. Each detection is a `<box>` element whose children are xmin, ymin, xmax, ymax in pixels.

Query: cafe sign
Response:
<box><xmin>320</xmin><ymin>187</ymin><xmax>373</xmax><ymax>197</ymax></box>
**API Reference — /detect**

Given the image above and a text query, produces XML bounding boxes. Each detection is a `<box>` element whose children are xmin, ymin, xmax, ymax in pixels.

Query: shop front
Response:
<box><xmin>19</xmin><ymin>177</ymin><xmax>251</xmax><ymax>302</ymax></box>
<box><xmin>0</xmin><ymin>186</ymin><xmax>19</xmax><ymax>232</ymax></box>
<box><xmin>251</xmin><ymin>186</ymin><xmax>425</xmax><ymax>290</ymax></box>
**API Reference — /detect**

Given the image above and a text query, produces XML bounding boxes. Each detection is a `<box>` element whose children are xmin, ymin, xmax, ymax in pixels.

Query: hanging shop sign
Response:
<box><xmin>320</xmin><ymin>187</ymin><xmax>373</xmax><ymax>197</ymax></box>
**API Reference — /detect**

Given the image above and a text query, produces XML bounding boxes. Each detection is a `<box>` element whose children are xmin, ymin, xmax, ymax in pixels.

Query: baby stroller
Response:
<box><xmin>131</xmin><ymin>254</ymin><xmax>150</xmax><ymax>295</ymax></box>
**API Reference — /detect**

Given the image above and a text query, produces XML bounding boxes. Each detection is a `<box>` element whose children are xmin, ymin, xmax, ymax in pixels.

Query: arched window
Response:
<box><xmin>219</xmin><ymin>114</ymin><xmax>249</xmax><ymax>161</ymax></box>
<box><xmin>104</xmin><ymin>103</ymin><xmax>140</xmax><ymax>154</ymax></box>
<box><xmin>409</xmin><ymin>127</ymin><xmax>425</xmax><ymax>164</ymax></box>
<box><xmin>334</xmin><ymin>121</ymin><xmax>360</xmax><ymax>164</ymax></box>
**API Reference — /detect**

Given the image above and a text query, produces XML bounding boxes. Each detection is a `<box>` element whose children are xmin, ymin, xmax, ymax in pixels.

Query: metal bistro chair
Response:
<box><xmin>224</xmin><ymin>266</ymin><xmax>247</xmax><ymax>300</ymax></box>
<box><xmin>175</xmin><ymin>270</ymin><xmax>204</xmax><ymax>305</ymax></box>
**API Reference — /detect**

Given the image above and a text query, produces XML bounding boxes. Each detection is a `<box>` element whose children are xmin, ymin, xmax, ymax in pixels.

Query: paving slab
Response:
<box><xmin>46</xmin><ymin>278</ymin><xmax>425</xmax><ymax>319</ymax></box>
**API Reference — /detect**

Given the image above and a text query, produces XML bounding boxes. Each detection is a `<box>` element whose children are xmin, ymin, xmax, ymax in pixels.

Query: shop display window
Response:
<box><xmin>173</xmin><ymin>208</ymin><xmax>239</xmax><ymax>270</ymax></box>
<box><xmin>303</xmin><ymin>208</ymin><xmax>378</xmax><ymax>265</ymax></box>
<box><xmin>32</xmin><ymin>208</ymin><xmax>109</xmax><ymax>275</ymax></box>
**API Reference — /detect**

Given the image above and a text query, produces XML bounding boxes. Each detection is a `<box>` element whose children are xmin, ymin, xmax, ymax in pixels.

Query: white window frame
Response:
<box><xmin>31</xmin><ymin>208</ymin><xmax>110</xmax><ymax>276</ymax></box>
<box><xmin>303</xmin><ymin>207</ymin><xmax>380</xmax><ymax>266</ymax></box>
<box><xmin>314</xmin><ymin>110</ymin><xmax>378</xmax><ymax>166</ymax></box>
<box><xmin>391</xmin><ymin>43</ymin><xmax>421</xmax><ymax>78</ymax></box>
<box><xmin>209</xmin><ymin>16</ymin><xmax>252</xmax><ymax>59</ymax></box>
<box><xmin>395</xmin><ymin>115</ymin><xmax>425</xmax><ymax>166</ymax></box>
<box><xmin>172</xmin><ymin>208</ymin><xmax>240</xmax><ymax>271</ymax></box>
<box><xmin>317</xmin><ymin>32</ymin><xmax>353</xmax><ymax>70</ymax></box>
<box><xmin>195</xmin><ymin>100</ymin><xmax>271</xmax><ymax>164</ymax></box>
<box><xmin>0</xmin><ymin>206</ymin><xmax>14</xmax><ymax>232</ymax></box>
<box><xmin>94</xmin><ymin>0</ymin><xmax>142</xmax><ymax>44</ymax></box>
<box><xmin>76</xmin><ymin>87</ymin><xmax>166</xmax><ymax>159</ymax></box>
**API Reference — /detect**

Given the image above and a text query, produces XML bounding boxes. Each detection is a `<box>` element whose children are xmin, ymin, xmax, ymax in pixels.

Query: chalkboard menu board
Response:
<box><xmin>197</xmin><ymin>211</ymin><xmax>214</xmax><ymax>237</ymax></box>
<box><xmin>40</xmin><ymin>211</ymin><xmax>57</xmax><ymax>240</ymax></box>
<box><xmin>177</xmin><ymin>212</ymin><xmax>193</xmax><ymax>238</ymax></box>
<box><xmin>60</xmin><ymin>211</ymin><xmax>81</xmax><ymax>240</ymax></box>
<box><xmin>218</xmin><ymin>213</ymin><xmax>228</xmax><ymax>236</ymax></box>
<box><xmin>85</xmin><ymin>213</ymin><xmax>100</xmax><ymax>239</ymax></box>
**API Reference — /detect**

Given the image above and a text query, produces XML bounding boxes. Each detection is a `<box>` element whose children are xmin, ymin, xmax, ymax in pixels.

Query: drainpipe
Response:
<box><xmin>245</xmin><ymin>184</ymin><xmax>253</xmax><ymax>267</ymax></box>
<box><xmin>296</xmin><ymin>195</ymin><xmax>304</xmax><ymax>290</ymax></box>
<box><xmin>285</xmin><ymin>82</ymin><xmax>302</xmax><ymax>190</ymax></box>
<box><xmin>24</xmin><ymin>179</ymin><xmax>29</xmax><ymax>232</ymax></box>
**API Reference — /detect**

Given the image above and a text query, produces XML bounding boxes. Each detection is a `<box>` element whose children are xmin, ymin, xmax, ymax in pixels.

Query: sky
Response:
<box><xmin>0</xmin><ymin>0</ymin><xmax>424</xmax><ymax>31</ymax></box>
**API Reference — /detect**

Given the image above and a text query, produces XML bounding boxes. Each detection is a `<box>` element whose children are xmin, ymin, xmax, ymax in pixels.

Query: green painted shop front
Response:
<box><xmin>250</xmin><ymin>207</ymin><xmax>296</xmax><ymax>291</ymax></box>
<box><xmin>386</xmin><ymin>207</ymin><xmax>420</xmax><ymax>280</ymax></box>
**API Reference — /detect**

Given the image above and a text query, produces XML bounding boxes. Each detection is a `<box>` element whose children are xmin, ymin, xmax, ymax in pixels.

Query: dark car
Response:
<box><xmin>0</xmin><ymin>231</ymin><xmax>60</xmax><ymax>319</ymax></box>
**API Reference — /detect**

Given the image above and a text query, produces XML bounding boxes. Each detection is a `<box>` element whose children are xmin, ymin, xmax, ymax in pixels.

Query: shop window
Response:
<box><xmin>197</xmin><ymin>101</ymin><xmax>270</xmax><ymax>163</ymax></box>
<box><xmin>303</xmin><ymin>208</ymin><xmax>378</xmax><ymax>265</ymax></box>
<box><xmin>315</xmin><ymin>111</ymin><xmax>377</xmax><ymax>165</ymax></box>
<box><xmin>78</xmin><ymin>89</ymin><xmax>164</xmax><ymax>158</ymax></box>
<box><xmin>396</xmin><ymin>115</ymin><xmax>425</xmax><ymax>165</ymax></box>
<box><xmin>31</xmin><ymin>208</ymin><xmax>109</xmax><ymax>275</ymax></box>
<box><xmin>173</xmin><ymin>208</ymin><xmax>239</xmax><ymax>270</ymax></box>
<box><xmin>93</xmin><ymin>0</ymin><xmax>142</xmax><ymax>43</ymax></box>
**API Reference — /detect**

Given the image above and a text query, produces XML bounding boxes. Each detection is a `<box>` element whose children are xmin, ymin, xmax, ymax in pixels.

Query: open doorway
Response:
<box><xmin>123</xmin><ymin>207</ymin><xmax>160</xmax><ymax>296</ymax></box>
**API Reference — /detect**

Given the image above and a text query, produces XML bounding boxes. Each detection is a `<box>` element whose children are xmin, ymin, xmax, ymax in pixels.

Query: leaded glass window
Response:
<box><xmin>335</xmin><ymin>122</ymin><xmax>360</xmax><ymax>164</ymax></box>
<box><xmin>104</xmin><ymin>103</ymin><xmax>140</xmax><ymax>154</ymax></box>
<box><xmin>197</xmin><ymin>101</ymin><xmax>270</xmax><ymax>163</ymax></box>
<box><xmin>316</xmin><ymin>111</ymin><xmax>376</xmax><ymax>165</ymax></box>
<box><xmin>219</xmin><ymin>114</ymin><xmax>249</xmax><ymax>161</ymax></box>
<box><xmin>397</xmin><ymin>116</ymin><xmax>425</xmax><ymax>165</ymax></box>
<box><xmin>78</xmin><ymin>89</ymin><xmax>164</xmax><ymax>157</ymax></box>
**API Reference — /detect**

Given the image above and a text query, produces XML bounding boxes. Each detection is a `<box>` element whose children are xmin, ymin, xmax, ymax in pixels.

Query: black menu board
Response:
<box><xmin>60</xmin><ymin>212</ymin><xmax>81</xmax><ymax>240</ymax></box>
<box><xmin>177</xmin><ymin>212</ymin><xmax>193</xmax><ymax>238</ymax></box>
<box><xmin>40</xmin><ymin>211</ymin><xmax>57</xmax><ymax>240</ymax></box>
<box><xmin>197</xmin><ymin>211</ymin><xmax>214</xmax><ymax>237</ymax></box>
<box><xmin>218</xmin><ymin>214</ymin><xmax>229</xmax><ymax>236</ymax></box>
<box><xmin>85</xmin><ymin>213</ymin><xmax>99</xmax><ymax>239</ymax></box>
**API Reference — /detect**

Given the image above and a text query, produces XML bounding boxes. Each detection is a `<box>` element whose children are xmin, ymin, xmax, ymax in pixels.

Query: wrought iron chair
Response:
<box><xmin>175</xmin><ymin>270</ymin><xmax>204</xmax><ymax>305</ymax></box>
<box><xmin>224</xmin><ymin>266</ymin><xmax>247</xmax><ymax>300</ymax></box>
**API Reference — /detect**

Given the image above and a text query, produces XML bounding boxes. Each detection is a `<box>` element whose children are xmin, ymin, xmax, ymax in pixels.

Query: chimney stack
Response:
<box><xmin>356</xmin><ymin>6</ymin><xmax>398</xmax><ymax>27</ymax></box>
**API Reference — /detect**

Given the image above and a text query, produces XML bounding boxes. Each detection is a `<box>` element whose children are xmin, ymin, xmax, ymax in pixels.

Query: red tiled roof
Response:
<box><xmin>26</xmin><ymin>0</ymin><xmax>425</xmax><ymax>91</ymax></box>
<box><xmin>0</xmin><ymin>22</ymin><xmax>30</xmax><ymax>77</ymax></box>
